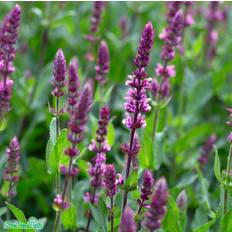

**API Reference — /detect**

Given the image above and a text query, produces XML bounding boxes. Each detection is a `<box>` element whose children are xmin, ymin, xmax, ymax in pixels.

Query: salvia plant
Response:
<box><xmin>0</xmin><ymin>2</ymin><xmax>232</xmax><ymax>232</ymax></box>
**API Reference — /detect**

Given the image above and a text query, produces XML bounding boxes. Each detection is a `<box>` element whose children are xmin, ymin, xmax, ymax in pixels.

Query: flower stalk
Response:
<box><xmin>121</xmin><ymin>22</ymin><xmax>154</xmax><ymax>212</ymax></box>
<box><xmin>151</xmin><ymin>10</ymin><xmax>184</xmax><ymax>142</ymax></box>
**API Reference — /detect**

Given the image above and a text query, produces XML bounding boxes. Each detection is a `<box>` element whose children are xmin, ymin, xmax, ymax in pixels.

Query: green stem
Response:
<box><xmin>110</xmin><ymin>197</ymin><xmax>114</xmax><ymax>232</ymax></box>
<box><xmin>224</xmin><ymin>144</ymin><xmax>232</xmax><ymax>215</ymax></box>
<box><xmin>55</xmin><ymin>97</ymin><xmax>61</xmax><ymax>194</ymax></box>
<box><xmin>53</xmin><ymin>97</ymin><xmax>61</xmax><ymax>232</ymax></box>
<box><xmin>152</xmin><ymin>105</ymin><xmax>160</xmax><ymax>143</ymax></box>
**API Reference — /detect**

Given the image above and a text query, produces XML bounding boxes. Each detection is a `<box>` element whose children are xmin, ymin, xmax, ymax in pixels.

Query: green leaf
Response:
<box><xmin>5</xmin><ymin>202</ymin><xmax>35</xmax><ymax>232</ymax></box>
<box><xmin>214</xmin><ymin>146</ymin><xmax>224</xmax><ymax>185</ymax></box>
<box><xmin>61</xmin><ymin>205</ymin><xmax>77</xmax><ymax>229</ymax></box>
<box><xmin>163</xmin><ymin>196</ymin><xmax>182</xmax><ymax>232</ymax></box>
<box><xmin>220</xmin><ymin>210</ymin><xmax>232</xmax><ymax>232</ymax></box>
<box><xmin>1</xmin><ymin>181</ymin><xmax>10</xmax><ymax>197</ymax></box>
<box><xmin>194</xmin><ymin>218</ymin><xmax>216</xmax><ymax>232</ymax></box>
<box><xmin>0</xmin><ymin>116</ymin><xmax>7</xmax><ymax>132</ymax></box>
<box><xmin>46</xmin><ymin>129</ymin><xmax>69</xmax><ymax>174</ymax></box>
<box><xmin>121</xmin><ymin>171</ymin><xmax>138</xmax><ymax>192</ymax></box>
<box><xmin>0</xmin><ymin>207</ymin><xmax>7</xmax><ymax>217</ymax></box>
<box><xmin>50</xmin><ymin>117</ymin><xmax>57</xmax><ymax>146</ymax></box>
<box><xmin>107</xmin><ymin>121</ymin><xmax>115</xmax><ymax>146</ymax></box>
<box><xmin>89</xmin><ymin>198</ymin><xmax>107</xmax><ymax>232</ymax></box>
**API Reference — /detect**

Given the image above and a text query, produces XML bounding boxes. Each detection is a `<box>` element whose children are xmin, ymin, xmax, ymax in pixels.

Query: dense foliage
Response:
<box><xmin>0</xmin><ymin>1</ymin><xmax>232</xmax><ymax>232</ymax></box>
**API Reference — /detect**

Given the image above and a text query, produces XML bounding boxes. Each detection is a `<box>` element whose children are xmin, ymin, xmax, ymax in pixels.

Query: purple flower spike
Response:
<box><xmin>86</xmin><ymin>1</ymin><xmax>105</xmax><ymax>43</ymax></box>
<box><xmin>51</xmin><ymin>49</ymin><xmax>66</xmax><ymax>97</ymax></box>
<box><xmin>0</xmin><ymin>5</ymin><xmax>21</xmax><ymax>79</ymax></box>
<box><xmin>143</xmin><ymin>177</ymin><xmax>168</xmax><ymax>231</ymax></box>
<box><xmin>104</xmin><ymin>164</ymin><xmax>117</xmax><ymax>197</ymax></box>
<box><xmin>160</xmin><ymin>10</ymin><xmax>184</xmax><ymax>62</ymax></box>
<box><xmin>140</xmin><ymin>170</ymin><xmax>154</xmax><ymax>202</ymax></box>
<box><xmin>0</xmin><ymin>5</ymin><xmax>21</xmax><ymax>116</ymax></box>
<box><xmin>67</xmin><ymin>80</ymin><xmax>93</xmax><ymax>147</ymax></box>
<box><xmin>120</xmin><ymin>208</ymin><xmax>136</xmax><ymax>232</ymax></box>
<box><xmin>123</xmin><ymin>22</ymin><xmax>154</xmax><ymax>131</ymax></box>
<box><xmin>68</xmin><ymin>58</ymin><xmax>80</xmax><ymax>114</ymax></box>
<box><xmin>4</xmin><ymin>136</ymin><xmax>20</xmax><ymax>197</ymax></box>
<box><xmin>0</xmin><ymin>78</ymin><xmax>14</xmax><ymax>115</ymax></box>
<box><xmin>91</xmin><ymin>1</ymin><xmax>105</xmax><ymax>34</ymax></box>
<box><xmin>134</xmin><ymin>22</ymin><xmax>154</xmax><ymax>68</ymax></box>
<box><xmin>198</xmin><ymin>134</ymin><xmax>217</xmax><ymax>165</ymax></box>
<box><xmin>89</xmin><ymin>106</ymin><xmax>111</xmax><ymax>154</ymax></box>
<box><xmin>95</xmin><ymin>40</ymin><xmax>110</xmax><ymax>85</ymax></box>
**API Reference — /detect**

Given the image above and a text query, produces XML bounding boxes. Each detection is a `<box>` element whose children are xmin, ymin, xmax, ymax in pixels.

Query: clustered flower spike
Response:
<box><xmin>198</xmin><ymin>134</ymin><xmax>217</xmax><ymax>165</ymax></box>
<box><xmin>0</xmin><ymin>5</ymin><xmax>21</xmax><ymax>116</ymax></box>
<box><xmin>205</xmin><ymin>2</ymin><xmax>227</xmax><ymax>60</ymax></box>
<box><xmin>160</xmin><ymin>10</ymin><xmax>184</xmax><ymax>62</ymax></box>
<box><xmin>86</xmin><ymin>1</ymin><xmax>105</xmax><ymax>43</ymax></box>
<box><xmin>143</xmin><ymin>177</ymin><xmax>168</xmax><ymax>231</ymax></box>
<box><xmin>4</xmin><ymin>136</ymin><xmax>20</xmax><ymax>197</ymax></box>
<box><xmin>51</xmin><ymin>49</ymin><xmax>66</xmax><ymax>97</ymax></box>
<box><xmin>134</xmin><ymin>22</ymin><xmax>154</xmax><ymax>68</ymax></box>
<box><xmin>139</xmin><ymin>170</ymin><xmax>154</xmax><ymax>204</ymax></box>
<box><xmin>85</xmin><ymin>106</ymin><xmax>111</xmax><ymax>204</ymax></box>
<box><xmin>55</xmin><ymin>80</ymin><xmax>93</xmax><ymax>210</ymax></box>
<box><xmin>119</xmin><ymin>207</ymin><xmax>137</xmax><ymax>232</ymax></box>
<box><xmin>95</xmin><ymin>40</ymin><xmax>110</xmax><ymax>85</ymax></box>
<box><xmin>151</xmin><ymin>9</ymin><xmax>184</xmax><ymax>101</ymax></box>
<box><xmin>123</xmin><ymin>22</ymin><xmax>154</xmax><ymax>132</ymax></box>
<box><xmin>67</xmin><ymin>57</ymin><xmax>80</xmax><ymax>114</ymax></box>
<box><xmin>103</xmin><ymin>164</ymin><xmax>117</xmax><ymax>197</ymax></box>
<box><xmin>167</xmin><ymin>2</ymin><xmax>194</xmax><ymax>27</ymax></box>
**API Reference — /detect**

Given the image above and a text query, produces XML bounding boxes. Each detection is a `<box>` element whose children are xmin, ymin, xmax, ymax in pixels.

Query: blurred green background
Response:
<box><xmin>0</xmin><ymin>1</ymin><xmax>232</xmax><ymax>231</ymax></box>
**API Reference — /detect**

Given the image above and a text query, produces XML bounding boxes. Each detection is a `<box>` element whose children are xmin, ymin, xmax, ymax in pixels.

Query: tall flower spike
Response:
<box><xmin>226</xmin><ymin>108</ymin><xmax>232</xmax><ymax>142</ymax></box>
<box><xmin>51</xmin><ymin>49</ymin><xmax>66</xmax><ymax>97</ymax></box>
<box><xmin>0</xmin><ymin>5</ymin><xmax>21</xmax><ymax>116</ymax></box>
<box><xmin>55</xmin><ymin>80</ymin><xmax>93</xmax><ymax>210</ymax></box>
<box><xmin>123</xmin><ymin>22</ymin><xmax>154</xmax><ymax>130</ymax></box>
<box><xmin>67</xmin><ymin>57</ymin><xmax>80</xmax><ymax>114</ymax></box>
<box><xmin>95</xmin><ymin>40</ymin><xmax>110</xmax><ymax>85</ymax></box>
<box><xmin>140</xmin><ymin>170</ymin><xmax>154</xmax><ymax>202</ymax></box>
<box><xmin>67</xmin><ymin>79</ymin><xmax>93</xmax><ymax>148</ymax></box>
<box><xmin>143</xmin><ymin>177</ymin><xmax>168</xmax><ymax>231</ymax></box>
<box><xmin>4</xmin><ymin>136</ymin><xmax>20</xmax><ymax>197</ymax></box>
<box><xmin>104</xmin><ymin>164</ymin><xmax>117</xmax><ymax>197</ymax></box>
<box><xmin>205</xmin><ymin>2</ymin><xmax>227</xmax><ymax>60</ymax></box>
<box><xmin>122</xmin><ymin>22</ymin><xmax>154</xmax><ymax>211</ymax></box>
<box><xmin>85</xmin><ymin>106</ymin><xmax>110</xmax><ymax>204</ymax></box>
<box><xmin>134</xmin><ymin>22</ymin><xmax>154</xmax><ymax>68</ymax></box>
<box><xmin>86</xmin><ymin>1</ymin><xmax>105</xmax><ymax>43</ymax></box>
<box><xmin>119</xmin><ymin>208</ymin><xmax>136</xmax><ymax>232</ymax></box>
